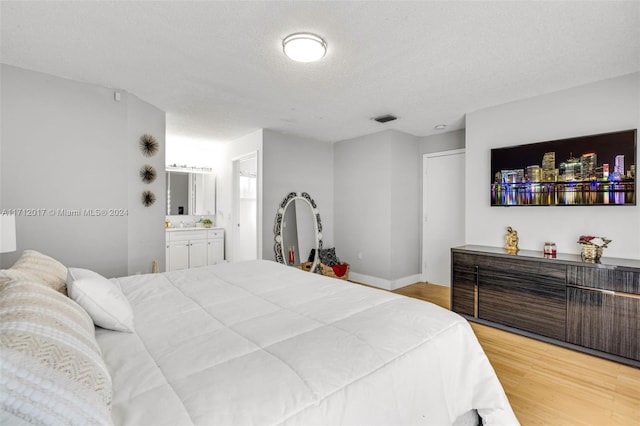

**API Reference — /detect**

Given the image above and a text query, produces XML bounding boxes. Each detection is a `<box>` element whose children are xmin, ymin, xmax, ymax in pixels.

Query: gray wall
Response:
<box><xmin>334</xmin><ymin>130</ymin><xmax>420</xmax><ymax>282</ymax></box>
<box><xmin>0</xmin><ymin>65</ymin><xmax>165</xmax><ymax>277</ymax></box>
<box><xmin>126</xmin><ymin>93</ymin><xmax>167</xmax><ymax>275</ymax></box>
<box><xmin>390</xmin><ymin>131</ymin><xmax>421</xmax><ymax>279</ymax></box>
<box><xmin>262</xmin><ymin>129</ymin><xmax>334</xmax><ymax>261</ymax></box>
<box><xmin>466</xmin><ymin>72</ymin><xmax>640</xmax><ymax>259</ymax></box>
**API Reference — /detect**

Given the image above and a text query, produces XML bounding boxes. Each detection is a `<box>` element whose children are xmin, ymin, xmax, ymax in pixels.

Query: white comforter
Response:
<box><xmin>95</xmin><ymin>260</ymin><xmax>518</xmax><ymax>425</ymax></box>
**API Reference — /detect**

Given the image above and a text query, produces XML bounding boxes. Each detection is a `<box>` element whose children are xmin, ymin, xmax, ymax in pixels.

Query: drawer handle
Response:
<box><xmin>568</xmin><ymin>284</ymin><xmax>640</xmax><ymax>300</ymax></box>
<box><xmin>474</xmin><ymin>265</ymin><xmax>479</xmax><ymax>318</ymax></box>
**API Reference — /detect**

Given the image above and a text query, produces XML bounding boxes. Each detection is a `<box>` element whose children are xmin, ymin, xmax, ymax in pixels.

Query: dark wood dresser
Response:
<box><xmin>451</xmin><ymin>245</ymin><xmax>640</xmax><ymax>368</ymax></box>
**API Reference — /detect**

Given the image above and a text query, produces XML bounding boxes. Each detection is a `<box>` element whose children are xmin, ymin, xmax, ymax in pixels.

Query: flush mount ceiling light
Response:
<box><xmin>434</xmin><ymin>124</ymin><xmax>447</xmax><ymax>130</ymax></box>
<box><xmin>283</xmin><ymin>33</ymin><xmax>327</xmax><ymax>63</ymax></box>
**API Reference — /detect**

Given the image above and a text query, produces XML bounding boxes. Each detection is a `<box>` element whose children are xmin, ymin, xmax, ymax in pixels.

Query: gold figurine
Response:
<box><xmin>505</xmin><ymin>226</ymin><xmax>519</xmax><ymax>254</ymax></box>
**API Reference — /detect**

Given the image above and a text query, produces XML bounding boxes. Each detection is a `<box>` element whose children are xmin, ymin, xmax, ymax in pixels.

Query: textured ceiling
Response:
<box><xmin>1</xmin><ymin>1</ymin><xmax>639</xmax><ymax>144</ymax></box>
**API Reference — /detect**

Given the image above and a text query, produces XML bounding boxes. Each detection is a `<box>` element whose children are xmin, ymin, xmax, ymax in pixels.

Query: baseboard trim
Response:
<box><xmin>391</xmin><ymin>274</ymin><xmax>422</xmax><ymax>290</ymax></box>
<box><xmin>349</xmin><ymin>272</ymin><xmax>421</xmax><ymax>291</ymax></box>
<box><xmin>420</xmin><ymin>273</ymin><xmax>451</xmax><ymax>287</ymax></box>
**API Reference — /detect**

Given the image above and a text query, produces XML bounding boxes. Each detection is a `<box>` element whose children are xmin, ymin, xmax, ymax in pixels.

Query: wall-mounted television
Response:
<box><xmin>491</xmin><ymin>129</ymin><xmax>636</xmax><ymax>206</ymax></box>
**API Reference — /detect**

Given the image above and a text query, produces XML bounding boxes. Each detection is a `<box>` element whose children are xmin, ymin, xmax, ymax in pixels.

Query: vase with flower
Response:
<box><xmin>577</xmin><ymin>235</ymin><xmax>611</xmax><ymax>262</ymax></box>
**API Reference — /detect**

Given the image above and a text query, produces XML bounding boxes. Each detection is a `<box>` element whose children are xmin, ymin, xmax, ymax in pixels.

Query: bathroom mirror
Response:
<box><xmin>166</xmin><ymin>170</ymin><xmax>216</xmax><ymax>215</ymax></box>
<box><xmin>274</xmin><ymin>192</ymin><xmax>323</xmax><ymax>271</ymax></box>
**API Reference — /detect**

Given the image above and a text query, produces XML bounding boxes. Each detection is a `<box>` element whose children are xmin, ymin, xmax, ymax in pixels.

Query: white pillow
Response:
<box><xmin>66</xmin><ymin>267</ymin><xmax>135</xmax><ymax>333</ymax></box>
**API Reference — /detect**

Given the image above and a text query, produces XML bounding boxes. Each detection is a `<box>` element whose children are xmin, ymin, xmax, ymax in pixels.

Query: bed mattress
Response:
<box><xmin>95</xmin><ymin>260</ymin><xmax>518</xmax><ymax>425</ymax></box>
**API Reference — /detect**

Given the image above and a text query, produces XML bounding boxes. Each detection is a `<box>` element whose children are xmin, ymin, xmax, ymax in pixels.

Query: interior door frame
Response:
<box><xmin>421</xmin><ymin>149</ymin><xmax>465</xmax><ymax>283</ymax></box>
<box><xmin>231</xmin><ymin>151</ymin><xmax>261</xmax><ymax>262</ymax></box>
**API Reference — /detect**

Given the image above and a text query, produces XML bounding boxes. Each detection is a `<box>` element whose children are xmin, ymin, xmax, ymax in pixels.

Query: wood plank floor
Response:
<box><xmin>392</xmin><ymin>282</ymin><xmax>640</xmax><ymax>426</ymax></box>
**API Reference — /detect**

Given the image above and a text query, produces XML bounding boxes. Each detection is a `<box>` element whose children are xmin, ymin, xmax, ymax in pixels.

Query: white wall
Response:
<box><xmin>164</xmin><ymin>136</ymin><xmax>224</xmax><ymax>228</ymax></box>
<box><xmin>419</xmin><ymin>129</ymin><xmax>465</xmax><ymax>155</ymax></box>
<box><xmin>466</xmin><ymin>72</ymin><xmax>640</xmax><ymax>259</ymax></box>
<box><xmin>0</xmin><ymin>65</ymin><xmax>165</xmax><ymax>277</ymax></box>
<box><xmin>334</xmin><ymin>130</ymin><xmax>420</xmax><ymax>287</ymax></box>
<box><xmin>166</xmin><ymin>136</ymin><xmax>225</xmax><ymax>171</ymax></box>
<box><xmin>262</xmin><ymin>129</ymin><xmax>334</xmax><ymax>262</ymax></box>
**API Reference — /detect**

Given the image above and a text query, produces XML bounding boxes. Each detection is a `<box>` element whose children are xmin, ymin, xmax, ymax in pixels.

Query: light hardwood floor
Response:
<box><xmin>392</xmin><ymin>282</ymin><xmax>640</xmax><ymax>426</ymax></box>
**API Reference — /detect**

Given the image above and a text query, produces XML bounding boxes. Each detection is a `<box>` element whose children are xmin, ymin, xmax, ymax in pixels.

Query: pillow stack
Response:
<box><xmin>0</xmin><ymin>250</ymin><xmax>117</xmax><ymax>425</ymax></box>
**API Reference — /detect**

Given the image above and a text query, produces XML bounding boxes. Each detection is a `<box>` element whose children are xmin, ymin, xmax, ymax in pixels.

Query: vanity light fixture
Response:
<box><xmin>166</xmin><ymin>164</ymin><xmax>213</xmax><ymax>173</ymax></box>
<box><xmin>434</xmin><ymin>124</ymin><xmax>447</xmax><ymax>130</ymax></box>
<box><xmin>283</xmin><ymin>33</ymin><xmax>327</xmax><ymax>62</ymax></box>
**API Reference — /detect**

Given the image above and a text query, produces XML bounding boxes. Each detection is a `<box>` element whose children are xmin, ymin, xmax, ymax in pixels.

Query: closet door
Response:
<box><xmin>422</xmin><ymin>150</ymin><xmax>465</xmax><ymax>286</ymax></box>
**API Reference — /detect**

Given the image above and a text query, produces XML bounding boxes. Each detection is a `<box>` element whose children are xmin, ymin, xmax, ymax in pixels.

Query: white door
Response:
<box><xmin>232</xmin><ymin>153</ymin><xmax>258</xmax><ymax>262</ymax></box>
<box><xmin>207</xmin><ymin>238</ymin><xmax>224</xmax><ymax>265</ymax></box>
<box><xmin>189</xmin><ymin>239</ymin><xmax>207</xmax><ymax>268</ymax></box>
<box><xmin>422</xmin><ymin>150</ymin><xmax>465</xmax><ymax>286</ymax></box>
<box><xmin>169</xmin><ymin>240</ymin><xmax>189</xmax><ymax>271</ymax></box>
<box><xmin>207</xmin><ymin>230</ymin><xmax>225</xmax><ymax>265</ymax></box>
<box><xmin>165</xmin><ymin>242</ymin><xmax>170</xmax><ymax>272</ymax></box>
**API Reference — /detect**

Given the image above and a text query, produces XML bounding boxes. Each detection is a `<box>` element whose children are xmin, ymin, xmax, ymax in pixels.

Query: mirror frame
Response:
<box><xmin>274</xmin><ymin>192</ymin><xmax>323</xmax><ymax>271</ymax></box>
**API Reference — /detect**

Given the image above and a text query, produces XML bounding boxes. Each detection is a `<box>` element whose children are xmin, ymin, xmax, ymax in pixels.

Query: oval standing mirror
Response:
<box><xmin>274</xmin><ymin>192</ymin><xmax>323</xmax><ymax>271</ymax></box>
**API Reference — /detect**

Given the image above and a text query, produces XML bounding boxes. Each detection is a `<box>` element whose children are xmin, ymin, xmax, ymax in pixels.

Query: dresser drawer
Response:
<box><xmin>567</xmin><ymin>266</ymin><xmax>640</xmax><ymax>295</ymax></box>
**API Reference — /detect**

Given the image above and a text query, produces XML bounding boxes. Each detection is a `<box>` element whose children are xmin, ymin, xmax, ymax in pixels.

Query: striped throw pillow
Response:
<box><xmin>2</xmin><ymin>250</ymin><xmax>68</xmax><ymax>294</ymax></box>
<box><xmin>0</xmin><ymin>280</ymin><xmax>113</xmax><ymax>425</ymax></box>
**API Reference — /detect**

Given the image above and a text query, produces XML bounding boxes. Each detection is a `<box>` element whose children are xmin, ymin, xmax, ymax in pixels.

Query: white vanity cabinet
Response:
<box><xmin>166</xmin><ymin>228</ymin><xmax>224</xmax><ymax>271</ymax></box>
<box><xmin>206</xmin><ymin>229</ymin><xmax>225</xmax><ymax>265</ymax></box>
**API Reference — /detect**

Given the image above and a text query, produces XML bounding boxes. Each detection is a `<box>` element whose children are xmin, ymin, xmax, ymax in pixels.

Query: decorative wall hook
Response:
<box><xmin>142</xmin><ymin>190</ymin><xmax>156</xmax><ymax>207</ymax></box>
<box><xmin>139</xmin><ymin>134</ymin><xmax>159</xmax><ymax>157</ymax></box>
<box><xmin>139</xmin><ymin>165</ymin><xmax>157</xmax><ymax>183</ymax></box>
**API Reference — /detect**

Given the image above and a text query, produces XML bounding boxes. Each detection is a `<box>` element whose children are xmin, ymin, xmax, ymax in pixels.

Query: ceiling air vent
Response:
<box><xmin>373</xmin><ymin>114</ymin><xmax>397</xmax><ymax>123</ymax></box>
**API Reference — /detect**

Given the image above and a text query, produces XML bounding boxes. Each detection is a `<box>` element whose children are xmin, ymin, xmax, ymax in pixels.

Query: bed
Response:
<box><xmin>1</xmin><ymin>253</ymin><xmax>519</xmax><ymax>425</ymax></box>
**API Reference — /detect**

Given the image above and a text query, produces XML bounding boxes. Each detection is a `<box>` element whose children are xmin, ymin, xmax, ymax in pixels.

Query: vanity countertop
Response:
<box><xmin>166</xmin><ymin>226</ymin><xmax>223</xmax><ymax>232</ymax></box>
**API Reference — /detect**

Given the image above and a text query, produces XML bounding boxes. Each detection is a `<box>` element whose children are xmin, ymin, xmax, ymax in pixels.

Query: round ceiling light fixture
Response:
<box><xmin>283</xmin><ymin>33</ymin><xmax>327</xmax><ymax>63</ymax></box>
<box><xmin>434</xmin><ymin>124</ymin><xmax>447</xmax><ymax>130</ymax></box>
